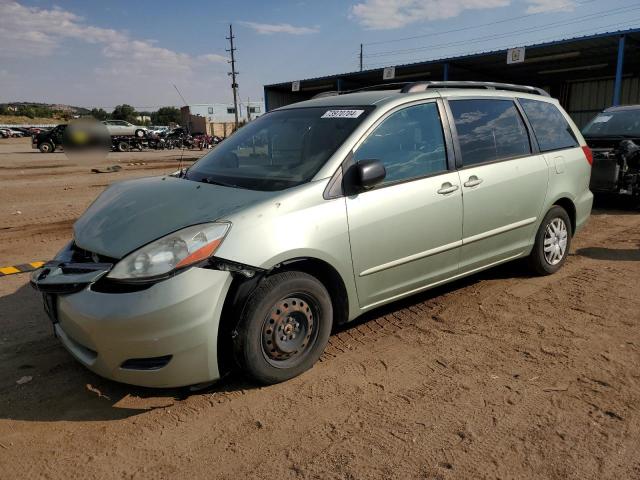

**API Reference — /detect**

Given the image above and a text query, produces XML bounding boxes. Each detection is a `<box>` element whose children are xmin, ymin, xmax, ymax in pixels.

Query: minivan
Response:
<box><xmin>31</xmin><ymin>81</ymin><xmax>593</xmax><ymax>387</ymax></box>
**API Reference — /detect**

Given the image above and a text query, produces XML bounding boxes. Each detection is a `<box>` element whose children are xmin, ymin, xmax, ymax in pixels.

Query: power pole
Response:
<box><xmin>359</xmin><ymin>43</ymin><xmax>363</xmax><ymax>71</ymax></box>
<box><xmin>226</xmin><ymin>24</ymin><xmax>239</xmax><ymax>128</ymax></box>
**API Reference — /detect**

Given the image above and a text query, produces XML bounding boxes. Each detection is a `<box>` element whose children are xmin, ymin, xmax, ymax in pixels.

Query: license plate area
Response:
<box><xmin>43</xmin><ymin>293</ymin><xmax>58</xmax><ymax>324</ymax></box>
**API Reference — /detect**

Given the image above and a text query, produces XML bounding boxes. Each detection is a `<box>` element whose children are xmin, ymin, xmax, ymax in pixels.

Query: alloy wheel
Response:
<box><xmin>543</xmin><ymin>217</ymin><xmax>568</xmax><ymax>265</ymax></box>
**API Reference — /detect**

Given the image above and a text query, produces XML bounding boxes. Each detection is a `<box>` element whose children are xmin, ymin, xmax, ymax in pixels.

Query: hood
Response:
<box><xmin>74</xmin><ymin>176</ymin><xmax>274</xmax><ymax>259</ymax></box>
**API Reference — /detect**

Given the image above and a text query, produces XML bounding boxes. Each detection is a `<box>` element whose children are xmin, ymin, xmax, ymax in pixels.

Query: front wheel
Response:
<box><xmin>233</xmin><ymin>271</ymin><xmax>333</xmax><ymax>384</ymax></box>
<box><xmin>38</xmin><ymin>142</ymin><xmax>54</xmax><ymax>153</ymax></box>
<box><xmin>528</xmin><ymin>206</ymin><xmax>572</xmax><ymax>275</ymax></box>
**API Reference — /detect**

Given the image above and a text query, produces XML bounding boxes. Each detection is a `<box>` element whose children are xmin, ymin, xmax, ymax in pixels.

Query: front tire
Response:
<box><xmin>233</xmin><ymin>271</ymin><xmax>333</xmax><ymax>384</ymax></box>
<box><xmin>38</xmin><ymin>142</ymin><xmax>54</xmax><ymax>153</ymax></box>
<box><xmin>528</xmin><ymin>206</ymin><xmax>572</xmax><ymax>275</ymax></box>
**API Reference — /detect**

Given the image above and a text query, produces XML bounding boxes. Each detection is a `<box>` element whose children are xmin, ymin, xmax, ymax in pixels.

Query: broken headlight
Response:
<box><xmin>107</xmin><ymin>222</ymin><xmax>230</xmax><ymax>281</ymax></box>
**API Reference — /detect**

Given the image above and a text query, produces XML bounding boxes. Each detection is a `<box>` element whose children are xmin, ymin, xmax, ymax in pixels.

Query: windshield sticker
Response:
<box><xmin>321</xmin><ymin>109</ymin><xmax>365</xmax><ymax>119</ymax></box>
<box><xmin>593</xmin><ymin>115</ymin><xmax>612</xmax><ymax>123</ymax></box>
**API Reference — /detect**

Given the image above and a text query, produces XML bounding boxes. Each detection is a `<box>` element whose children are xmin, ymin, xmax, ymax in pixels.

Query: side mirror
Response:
<box><xmin>357</xmin><ymin>159</ymin><xmax>386</xmax><ymax>190</ymax></box>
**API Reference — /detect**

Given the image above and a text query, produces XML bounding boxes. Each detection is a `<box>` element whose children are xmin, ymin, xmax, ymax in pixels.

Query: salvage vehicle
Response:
<box><xmin>582</xmin><ymin>105</ymin><xmax>640</xmax><ymax>200</ymax></box>
<box><xmin>101</xmin><ymin>120</ymin><xmax>148</xmax><ymax>138</ymax></box>
<box><xmin>32</xmin><ymin>124</ymin><xmax>66</xmax><ymax>152</ymax></box>
<box><xmin>31</xmin><ymin>82</ymin><xmax>593</xmax><ymax>388</ymax></box>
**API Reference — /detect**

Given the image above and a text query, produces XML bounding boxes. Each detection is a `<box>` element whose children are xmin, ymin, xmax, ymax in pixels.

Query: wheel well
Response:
<box><xmin>553</xmin><ymin>197</ymin><xmax>576</xmax><ymax>235</ymax></box>
<box><xmin>215</xmin><ymin>257</ymin><xmax>350</xmax><ymax>376</ymax></box>
<box><xmin>275</xmin><ymin>258</ymin><xmax>349</xmax><ymax>327</ymax></box>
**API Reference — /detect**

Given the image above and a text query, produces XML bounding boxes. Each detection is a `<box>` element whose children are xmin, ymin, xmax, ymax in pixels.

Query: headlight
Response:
<box><xmin>107</xmin><ymin>222</ymin><xmax>230</xmax><ymax>280</ymax></box>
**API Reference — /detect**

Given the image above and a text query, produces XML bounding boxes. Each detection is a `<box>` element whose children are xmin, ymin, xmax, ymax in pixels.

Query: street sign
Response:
<box><xmin>292</xmin><ymin>81</ymin><xmax>300</xmax><ymax>92</ymax></box>
<box><xmin>507</xmin><ymin>47</ymin><xmax>526</xmax><ymax>64</ymax></box>
<box><xmin>383</xmin><ymin>66</ymin><xmax>395</xmax><ymax>80</ymax></box>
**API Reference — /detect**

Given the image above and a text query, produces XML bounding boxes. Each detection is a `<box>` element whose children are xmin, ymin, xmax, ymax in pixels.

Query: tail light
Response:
<box><xmin>582</xmin><ymin>145</ymin><xmax>593</xmax><ymax>166</ymax></box>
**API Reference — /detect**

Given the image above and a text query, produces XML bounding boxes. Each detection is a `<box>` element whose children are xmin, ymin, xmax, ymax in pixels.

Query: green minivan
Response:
<box><xmin>32</xmin><ymin>82</ymin><xmax>593</xmax><ymax>387</ymax></box>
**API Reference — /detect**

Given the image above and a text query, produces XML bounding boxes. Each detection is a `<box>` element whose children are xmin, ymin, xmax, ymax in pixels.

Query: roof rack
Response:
<box><xmin>400</xmin><ymin>81</ymin><xmax>549</xmax><ymax>97</ymax></box>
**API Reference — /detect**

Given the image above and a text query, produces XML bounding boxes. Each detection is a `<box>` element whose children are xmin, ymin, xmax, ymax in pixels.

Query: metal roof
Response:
<box><xmin>265</xmin><ymin>27</ymin><xmax>640</xmax><ymax>89</ymax></box>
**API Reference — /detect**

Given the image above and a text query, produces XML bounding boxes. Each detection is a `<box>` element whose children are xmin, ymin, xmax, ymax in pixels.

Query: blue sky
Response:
<box><xmin>0</xmin><ymin>0</ymin><xmax>638</xmax><ymax>110</ymax></box>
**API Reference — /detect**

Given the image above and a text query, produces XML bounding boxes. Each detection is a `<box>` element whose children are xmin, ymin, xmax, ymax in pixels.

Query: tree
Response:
<box><xmin>90</xmin><ymin>108</ymin><xmax>109</xmax><ymax>121</ymax></box>
<box><xmin>151</xmin><ymin>106</ymin><xmax>181</xmax><ymax>125</ymax></box>
<box><xmin>111</xmin><ymin>104</ymin><xmax>137</xmax><ymax>123</ymax></box>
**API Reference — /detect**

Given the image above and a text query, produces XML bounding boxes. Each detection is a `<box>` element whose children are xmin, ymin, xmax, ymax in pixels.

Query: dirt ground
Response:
<box><xmin>0</xmin><ymin>137</ymin><xmax>639</xmax><ymax>479</ymax></box>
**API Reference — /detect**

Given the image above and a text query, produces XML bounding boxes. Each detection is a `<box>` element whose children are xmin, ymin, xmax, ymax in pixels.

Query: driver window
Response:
<box><xmin>354</xmin><ymin>102</ymin><xmax>447</xmax><ymax>183</ymax></box>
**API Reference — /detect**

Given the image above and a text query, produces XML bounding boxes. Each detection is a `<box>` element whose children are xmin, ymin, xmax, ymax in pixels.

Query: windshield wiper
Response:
<box><xmin>200</xmin><ymin>177</ymin><xmax>238</xmax><ymax>188</ymax></box>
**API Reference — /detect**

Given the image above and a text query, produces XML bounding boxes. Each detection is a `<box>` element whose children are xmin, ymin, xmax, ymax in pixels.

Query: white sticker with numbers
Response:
<box><xmin>321</xmin><ymin>109</ymin><xmax>364</xmax><ymax>119</ymax></box>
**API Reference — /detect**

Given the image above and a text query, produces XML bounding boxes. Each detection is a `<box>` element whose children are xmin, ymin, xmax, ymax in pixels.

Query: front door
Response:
<box><xmin>346</xmin><ymin>101</ymin><xmax>463</xmax><ymax>309</ymax></box>
<box><xmin>447</xmin><ymin>98</ymin><xmax>549</xmax><ymax>272</ymax></box>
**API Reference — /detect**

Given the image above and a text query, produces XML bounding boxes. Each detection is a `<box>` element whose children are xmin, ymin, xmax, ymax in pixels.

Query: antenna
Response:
<box><xmin>171</xmin><ymin>84</ymin><xmax>189</xmax><ymax>176</ymax></box>
<box><xmin>226</xmin><ymin>24</ymin><xmax>240</xmax><ymax>129</ymax></box>
<box><xmin>172</xmin><ymin>84</ymin><xmax>188</xmax><ymax>106</ymax></box>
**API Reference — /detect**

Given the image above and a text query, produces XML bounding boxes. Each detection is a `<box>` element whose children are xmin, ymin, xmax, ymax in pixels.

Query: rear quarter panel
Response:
<box><xmin>542</xmin><ymin>110</ymin><xmax>593</xmax><ymax>235</ymax></box>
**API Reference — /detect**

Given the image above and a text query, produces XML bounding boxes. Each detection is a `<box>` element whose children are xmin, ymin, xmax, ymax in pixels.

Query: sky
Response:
<box><xmin>0</xmin><ymin>0</ymin><xmax>638</xmax><ymax>110</ymax></box>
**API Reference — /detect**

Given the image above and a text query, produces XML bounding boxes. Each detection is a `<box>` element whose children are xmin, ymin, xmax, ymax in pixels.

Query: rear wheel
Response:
<box><xmin>38</xmin><ymin>142</ymin><xmax>54</xmax><ymax>153</ymax></box>
<box><xmin>117</xmin><ymin>141</ymin><xmax>129</xmax><ymax>152</ymax></box>
<box><xmin>233</xmin><ymin>271</ymin><xmax>333</xmax><ymax>384</ymax></box>
<box><xmin>528</xmin><ymin>206</ymin><xmax>572</xmax><ymax>275</ymax></box>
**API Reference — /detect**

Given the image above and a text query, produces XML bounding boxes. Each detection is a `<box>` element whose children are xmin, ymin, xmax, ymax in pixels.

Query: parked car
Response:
<box><xmin>0</xmin><ymin>127</ymin><xmax>26</xmax><ymax>137</ymax></box>
<box><xmin>0</xmin><ymin>128</ymin><xmax>10</xmax><ymax>138</ymax></box>
<box><xmin>101</xmin><ymin>120</ymin><xmax>147</xmax><ymax>138</ymax></box>
<box><xmin>582</xmin><ymin>105</ymin><xmax>640</xmax><ymax>200</ymax></box>
<box><xmin>31</xmin><ymin>81</ymin><xmax>593</xmax><ymax>388</ymax></box>
<box><xmin>32</xmin><ymin>124</ymin><xmax>66</xmax><ymax>152</ymax></box>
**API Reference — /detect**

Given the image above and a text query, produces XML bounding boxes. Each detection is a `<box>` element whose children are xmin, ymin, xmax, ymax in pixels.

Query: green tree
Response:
<box><xmin>111</xmin><ymin>104</ymin><xmax>137</xmax><ymax>123</ymax></box>
<box><xmin>151</xmin><ymin>106</ymin><xmax>181</xmax><ymax>125</ymax></box>
<box><xmin>90</xmin><ymin>108</ymin><xmax>109</xmax><ymax>121</ymax></box>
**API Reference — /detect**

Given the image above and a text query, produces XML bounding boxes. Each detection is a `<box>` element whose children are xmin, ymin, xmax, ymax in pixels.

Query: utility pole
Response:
<box><xmin>226</xmin><ymin>24</ymin><xmax>239</xmax><ymax>128</ymax></box>
<box><xmin>246</xmin><ymin>96</ymin><xmax>251</xmax><ymax>122</ymax></box>
<box><xmin>359</xmin><ymin>43</ymin><xmax>363</xmax><ymax>71</ymax></box>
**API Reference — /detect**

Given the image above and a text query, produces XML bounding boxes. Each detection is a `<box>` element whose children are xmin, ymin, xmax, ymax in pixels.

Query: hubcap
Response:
<box><xmin>262</xmin><ymin>296</ymin><xmax>316</xmax><ymax>365</ymax></box>
<box><xmin>543</xmin><ymin>217</ymin><xmax>568</xmax><ymax>266</ymax></box>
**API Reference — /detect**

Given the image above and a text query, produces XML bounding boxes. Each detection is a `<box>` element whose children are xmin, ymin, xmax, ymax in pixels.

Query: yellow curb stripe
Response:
<box><xmin>0</xmin><ymin>262</ymin><xmax>46</xmax><ymax>277</ymax></box>
<box><xmin>0</xmin><ymin>266</ymin><xmax>21</xmax><ymax>275</ymax></box>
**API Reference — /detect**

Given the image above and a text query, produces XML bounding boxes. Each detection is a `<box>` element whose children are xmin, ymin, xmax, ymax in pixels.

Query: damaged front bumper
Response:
<box><xmin>31</xmin><ymin>261</ymin><xmax>234</xmax><ymax>388</ymax></box>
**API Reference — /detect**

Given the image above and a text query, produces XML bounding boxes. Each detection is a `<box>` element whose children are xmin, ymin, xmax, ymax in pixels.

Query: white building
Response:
<box><xmin>187</xmin><ymin>101</ymin><xmax>264</xmax><ymax>123</ymax></box>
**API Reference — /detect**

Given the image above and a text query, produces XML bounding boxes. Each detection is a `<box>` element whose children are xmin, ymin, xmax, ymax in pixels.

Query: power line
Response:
<box><xmin>361</xmin><ymin>18</ymin><xmax>640</xmax><ymax>69</ymax></box>
<box><xmin>362</xmin><ymin>0</ymin><xmax>598</xmax><ymax>46</ymax></box>
<box><xmin>364</xmin><ymin>4</ymin><xmax>640</xmax><ymax>59</ymax></box>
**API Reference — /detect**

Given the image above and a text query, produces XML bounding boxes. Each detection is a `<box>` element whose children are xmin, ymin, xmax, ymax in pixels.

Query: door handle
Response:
<box><xmin>464</xmin><ymin>175</ymin><xmax>483</xmax><ymax>188</ymax></box>
<box><xmin>437</xmin><ymin>182</ymin><xmax>459</xmax><ymax>195</ymax></box>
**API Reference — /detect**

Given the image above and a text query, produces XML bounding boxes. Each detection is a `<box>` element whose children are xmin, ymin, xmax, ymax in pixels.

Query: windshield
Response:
<box><xmin>185</xmin><ymin>106</ymin><xmax>373</xmax><ymax>191</ymax></box>
<box><xmin>582</xmin><ymin>109</ymin><xmax>640</xmax><ymax>138</ymax></box>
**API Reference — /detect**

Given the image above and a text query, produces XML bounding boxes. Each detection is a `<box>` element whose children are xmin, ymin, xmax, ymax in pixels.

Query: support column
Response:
<box><xmin>264</xmin><ymin>86</ymin><xmax>269</xmax><ymax>113</ymax></box>
<box><xmin>613</xmin><ymin>34</ymin><xmax>626</xmax><ymax>106</ymax></box>
<box><xmin>443</xmin><ymin>63</ymin><xmax>449</xmax><ymax>81</ymax></box>
<box><xmin>336</xmin><ymin>78</ymin><xmax>344</xmax><ymax>93</ymax></box>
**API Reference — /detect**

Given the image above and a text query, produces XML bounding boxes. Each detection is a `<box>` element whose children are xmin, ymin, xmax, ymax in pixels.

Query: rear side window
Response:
<box><xmin>449</xmin><ymin>99</ymin><xmax>531</xmax><ymax>166</ymax></box>
<box><xmin>519</xmin><ymin>99</ymin><xmax>578</xmax><ymax>152</ymax></box>
<box><xmin>354</xmin><ymin>102</ymin><xmax>447</xmax><ymax>183</ymax></box>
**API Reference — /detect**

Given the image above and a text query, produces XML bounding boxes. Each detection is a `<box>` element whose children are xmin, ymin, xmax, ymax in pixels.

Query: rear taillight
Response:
<box><xmin>582</xmin><ymin>145</ymin><xmax>593</xmax><ymax>166</ymax></box>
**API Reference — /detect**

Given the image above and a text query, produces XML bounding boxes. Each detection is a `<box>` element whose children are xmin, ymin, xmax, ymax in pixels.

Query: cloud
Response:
<box><xmin>0</xmin><ymin>1</ymin><xmax>228</xmax><ymax>73</ymax></box>
<box><xmin>239</xmin><ymin>21</ymin><xmax>319</xmax><ymax>35</ymax></box>
<box><xmin>525</xmin><ymin>0</ymin><xmax>576</xmax><ymax>13</ymax></box>
<box><xmin>350</xmin><ymin>0</ymin><xmax>511</xmax><ymax>30</ymax></box>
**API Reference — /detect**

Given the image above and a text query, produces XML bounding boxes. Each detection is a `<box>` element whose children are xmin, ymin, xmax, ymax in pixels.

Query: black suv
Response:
<box><xmin>583</xmin><ymin>105</ymin><xmax>640</xmax><ymax>199</ymax></box>
<box><xmin>32</xmin><ymin>124</ymin><xmax>66</xmax><ymax>153</ymax></box>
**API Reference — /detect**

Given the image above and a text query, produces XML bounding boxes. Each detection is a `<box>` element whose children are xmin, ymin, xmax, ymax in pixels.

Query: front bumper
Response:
<box><xmin>49</xmin><ymin>267</ymin><xmax>233</xmax><ymax>388</ymax></box>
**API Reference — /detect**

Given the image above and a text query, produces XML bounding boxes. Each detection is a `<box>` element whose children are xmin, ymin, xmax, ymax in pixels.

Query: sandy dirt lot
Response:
<box><xmin>0</xmin><ymin>138</ymin><xmax>639</xmax><ymax>479</ymax></box>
